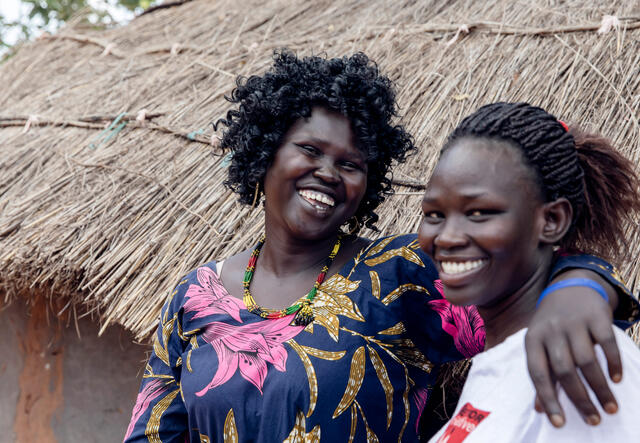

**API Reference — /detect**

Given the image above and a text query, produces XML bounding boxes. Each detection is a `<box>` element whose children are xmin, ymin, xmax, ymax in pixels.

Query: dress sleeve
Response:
<box><xmin>123</xmin><ymin>279</ymin><xmax>190</xmax><ymax>442</ymax></box>
<box><xmin>551</xmin><ymin>254</ymin><xmax>640</xmax><ymax>330</ymax></box>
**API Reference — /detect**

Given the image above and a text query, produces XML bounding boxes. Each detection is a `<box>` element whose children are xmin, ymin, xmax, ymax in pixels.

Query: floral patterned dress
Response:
<box><xmin>124</xmin><ymin>234</ymin><xmax>637</xmax><ymax>443</ymax></box>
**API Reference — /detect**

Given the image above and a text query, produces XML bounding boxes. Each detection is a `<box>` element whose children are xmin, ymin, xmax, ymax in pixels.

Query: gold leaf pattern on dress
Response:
<box><xmin>378</xmin><ymin>322</ymin><xmax>406</xmax><ymax>336</ymax></box>
<box><xmin>364</xmin><ymin>246</ymin><xmax>425</xmax><ymax>268</ymax></box>
<box><xmin>367</xmin><ymin>345</ymin><xmax>394</xmax><ymax>430</ymax></box>
<box><xmin>186</xmin><ymin>336</ymin><xmax>199</xmax><ymax>373</ymax></box>
<box><xmin>199</xmin><ymin>433</ymin><xmax>211</xmax><ymax>443</ymax></box>
<box><xmin>142</xmin><ymin>363</ymin><xmax>174</xmax><ymax>380</ymax></box>
<box><xmin>348</xmin><ymin>404</ymin><xmax>358</xmax><ymax>443</ymax></box>
<box><xmin>406</xmin><ymin>238</ymin><xmax>421</xmax><ymax>250</ymax></box>
<box><xmin>153</xmin><ymin>312</ymin><xmax>177</xmax><ymax>366</ymax></box>
<box><xmin>370</xmin><ymin>271</ymin><xmax>381</xmax><ymax>299</ymax></box>
<box><xmin>365</xmin><ymin>235</ymin><xmax>399</xmax><ymax>258</ymax></box>
<box><xmin>223</xmin><ymin>409</ymin><xmax>239</xmax><ymax>443</ymax></box>
<box><xmin>390</xmin><ymin>339</ymin><xmax>434</xmax><ymax>373</ymax></box>
<box><xmin>313</xmin><ymin>274</ymin><xmax>364</xmax><ymax>341</ymax></box>
<box><xmin>381</xmin><ymin>284</ymin><xmax>428</xmax><ymax>306</ymax></box>
<box><xmin>289</xmin><ymin>340</ymin><xmax>319</xmax><ymax>418</ymax></box>
<box><xmin>283</xmin><ymin>410</ymin><xmax>321</xmax><ymax>442</ymax></box>
<box><xmin>333</xmin><ymin>346</ymin><xmax>366</xmax><ymax>418</ymax></box>
<box><xmin>354</xmin><ymin>401</ymin><xmax>380</xmax><ymax>443</ymax></box>
<box><xmin>300</xmin><ymin>345</ymin><xmax>346</xmax><ymax>361</ymax></box>
<box><xmin>145</xmin><ymin>388</ymin><xmax>180</xmax><ymax>443</ymax></box>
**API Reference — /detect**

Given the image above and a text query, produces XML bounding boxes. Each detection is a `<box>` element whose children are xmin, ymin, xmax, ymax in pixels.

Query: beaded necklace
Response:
<box><xmin>243</xmin><ymin>234</ymin><xmax>342</xmax><ymax>326</ymax></box>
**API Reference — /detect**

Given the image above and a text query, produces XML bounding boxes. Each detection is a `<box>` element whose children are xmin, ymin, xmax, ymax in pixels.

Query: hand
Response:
<box><xmin>525</xmin><ymin>269</ymin><xmax>621</xmax><ymax>428</ymax></box>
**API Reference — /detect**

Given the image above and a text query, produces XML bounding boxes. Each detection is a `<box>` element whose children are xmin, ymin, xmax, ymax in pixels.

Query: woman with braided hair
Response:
<box><xmin>420</xmin><ymin>102</ymin><xmax>640</xmax><ymax>442</ymax></box>
<box><xmin>124</xmin><ymin>52</ymin><xmax>638</xmax><ymax>442</ymax></box>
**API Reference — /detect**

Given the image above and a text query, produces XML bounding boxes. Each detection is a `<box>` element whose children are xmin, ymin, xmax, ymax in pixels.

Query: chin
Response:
<box><xmin>439</xmin><ymin>285</ymin><xmax>481</xmax><ymax>307</ymax></box>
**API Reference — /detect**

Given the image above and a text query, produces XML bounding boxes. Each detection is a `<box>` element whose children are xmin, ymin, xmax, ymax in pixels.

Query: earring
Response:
<box><xmin>251</xmin><ymin>183</ymin><xmax>261</xmax><ymax>209</ymax></box>
<box><xmin>346</xmin><ymin>217</ymin><xmax>360</xmax><ymax>235</ymax></box>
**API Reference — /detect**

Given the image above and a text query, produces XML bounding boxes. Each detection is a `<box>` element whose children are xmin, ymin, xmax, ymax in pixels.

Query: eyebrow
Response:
<box><xmin>422</xmin><ymin>191</ymin><xmax>490</xmax><ymax>203</ymax></box>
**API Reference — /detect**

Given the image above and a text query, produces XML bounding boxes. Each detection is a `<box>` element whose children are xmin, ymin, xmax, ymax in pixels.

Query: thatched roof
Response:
<box><xmin>1</xmin><ymin>0</ymin><xmax>639</xmax><ymax>340</ymax></box>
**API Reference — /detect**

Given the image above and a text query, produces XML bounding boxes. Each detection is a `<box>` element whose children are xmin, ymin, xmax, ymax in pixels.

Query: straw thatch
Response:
<box><xmin>1</xmin><ymin>0</ymin><xmax>639</xmax><ymax>340</ymax></box>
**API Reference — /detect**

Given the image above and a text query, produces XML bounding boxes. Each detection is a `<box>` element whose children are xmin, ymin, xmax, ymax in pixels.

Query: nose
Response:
<box><xmin>313</xmin><ymin>159</ymin><xmax>340</xmax><ymax>184</ymax></box>
<box><xmin>433</xmin><ymin>217</ymin><xmax>468</xmax><ymax>250</ymax></box>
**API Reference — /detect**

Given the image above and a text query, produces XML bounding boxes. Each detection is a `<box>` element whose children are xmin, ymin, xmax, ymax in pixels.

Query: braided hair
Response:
<box><xmin>443</xmin><ymin>102</ymin><xmax>640</xmax><ymax>261</ymax></box>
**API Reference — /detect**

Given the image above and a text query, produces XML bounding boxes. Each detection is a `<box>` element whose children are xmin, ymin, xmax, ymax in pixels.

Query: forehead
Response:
<box><xmin>285</xmin><ymin>107</ymin><xmax>355</xmax><ymax>143</ymax></box>
<box><xmin>428</xmin><ymin>137</ymin><xmax>539</xmax><ymax>196</ymax></box>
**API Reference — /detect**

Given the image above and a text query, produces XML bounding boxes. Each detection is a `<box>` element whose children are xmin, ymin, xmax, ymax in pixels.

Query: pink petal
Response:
<box><xmin>196</xmin><ymin>340</ymin><xmax>239</xmax><ymax>396</ymax></box>
<box><xmin>238</xmin><ymin>352</ymin><xmax>268</xmax><ymax>394</ymax></box>
<box><xmin>125</xmin><ymin>379</ymin><xmax>168</xmax><ymax>440</ymax></box>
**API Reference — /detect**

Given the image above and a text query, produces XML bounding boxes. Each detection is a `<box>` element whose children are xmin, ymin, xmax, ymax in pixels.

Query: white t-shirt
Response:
<box><xmin>429</xmin><ymin>327</ymin><xmax>640</xmax><ymax>442</ymax></box>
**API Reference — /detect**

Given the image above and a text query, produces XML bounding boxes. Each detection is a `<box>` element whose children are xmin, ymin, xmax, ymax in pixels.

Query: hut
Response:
<box><xmin>1</xmin><ymin>0</ymin><xmax>639</xmax><ymax>440</ymax></box>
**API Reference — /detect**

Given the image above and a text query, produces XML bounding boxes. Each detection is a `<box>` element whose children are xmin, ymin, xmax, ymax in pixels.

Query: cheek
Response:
<box><xmin>344</xmin><ymin>174</ymin><xmax>368</xmax><ymax>206</ymax></box>
<box><xmin>417</xmin><ymin>221</ymin><xmax>436</xmax><ymax>253</ymax></box>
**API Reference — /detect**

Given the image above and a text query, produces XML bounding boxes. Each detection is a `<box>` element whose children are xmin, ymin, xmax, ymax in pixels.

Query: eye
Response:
<box><xmin>339</xmin><ymin>161</ymin><xmax>364</xmax><ymax>172</ymax></box>
<box><xmin>296</xmin><ymin>144</ymin><xmax>321</xmax><ymax>157</ymax></box>
<box><xmin>466</xmin><ymin>209</ymin><xmax>502</xmax><ymax>221</ymax></box>
<box><xmin>423</xmin><ymin>211</ymin><xmax>444</xmax><ymax>223</ymax></box>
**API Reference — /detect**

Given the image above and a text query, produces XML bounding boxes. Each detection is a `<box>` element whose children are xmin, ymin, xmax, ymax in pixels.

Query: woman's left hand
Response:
<box><xmin>524</xmin><ymin>269</ymin><xmax>621</xmax><ymax>428</ymax></box>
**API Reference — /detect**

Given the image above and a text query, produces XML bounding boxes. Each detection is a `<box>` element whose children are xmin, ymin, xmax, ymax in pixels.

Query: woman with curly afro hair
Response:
<box><xmin>125</xmin><ymin>51</ymin><xmax>637</xmax><ymax>442</ymax></box>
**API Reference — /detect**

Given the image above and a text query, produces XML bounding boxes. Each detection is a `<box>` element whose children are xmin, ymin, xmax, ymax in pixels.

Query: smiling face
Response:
<box><xmin>262</xmin><ymin>107</ymin><xmax>368</xmax><ymax>241</ymax></box>
<box><xmin>418</xmin><ymin>137</ymin><xmax>548</xmax><ymax>307</ymax></box>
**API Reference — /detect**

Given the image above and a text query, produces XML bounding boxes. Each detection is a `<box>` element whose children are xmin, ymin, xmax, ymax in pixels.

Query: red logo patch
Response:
<box><xmin>435</xmin><ymin>402</ymin><xmax>490</xmax><ymax>442</ymax></box>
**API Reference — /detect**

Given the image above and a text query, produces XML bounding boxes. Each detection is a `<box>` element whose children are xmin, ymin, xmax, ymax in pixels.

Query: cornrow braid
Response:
<box><xmin>444</xmin><ymin>102</ymin><xmax>640</xmax><ymax>261</ymax></box>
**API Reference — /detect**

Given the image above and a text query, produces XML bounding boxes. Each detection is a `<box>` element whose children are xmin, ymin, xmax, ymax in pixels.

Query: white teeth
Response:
<box><xmin>441</xmin><ymin>260</ymin><xmax>487</xmax><ymax>275</ymax></box>
<box><xmin>298</xmin><ymin>189</ymin><xmax>335</xmax><ymax>207</ymax></box>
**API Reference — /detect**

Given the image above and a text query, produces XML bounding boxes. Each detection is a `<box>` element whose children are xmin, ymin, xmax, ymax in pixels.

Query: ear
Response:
<box><xmin>539</xmin><ymin>198</ymin><xmax>573</xmax><ymax>245</ymax></box>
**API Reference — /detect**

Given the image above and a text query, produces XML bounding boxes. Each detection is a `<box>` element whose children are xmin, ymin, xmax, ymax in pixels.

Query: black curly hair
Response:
<box><xmin>215</xmin><ymin>49</ymin><xmax>415</xmax><ymax>231</ymax></box>
<box><xmin>443</xmin><ymin>102</ymin><xmax>640</xmax><ymax>260</ymax></box>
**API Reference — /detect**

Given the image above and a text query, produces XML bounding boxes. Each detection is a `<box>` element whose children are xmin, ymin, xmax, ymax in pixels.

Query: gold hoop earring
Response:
<box><xmin>346</xmin><ymin>217</ymin><xmax>360</xmax><ymax>235</ymax></box>
<box><xmin>251</xmin><ymin>183</ymin><xmax>261</xmax><ymax>209</ymax></box>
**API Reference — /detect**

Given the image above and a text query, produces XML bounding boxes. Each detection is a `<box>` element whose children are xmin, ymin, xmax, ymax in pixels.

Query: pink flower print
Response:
<box><xmin>412</xmin><ymin>387</ymin><xmax>429</xmax><ymax>433</ymax></box>
<box><xmin>196</xmin><ymin>315</ymin><xmax>304</xmax><ymax>396</ymax></box>
<box><xmin>184</xmin><ymin>266</ymin><xmax>244</xmax><ymax>322</ymax></box>
<box><xmin>428</xmin><ymin>280</ymin><xmax>485</xmax><ymax>358</ymax></box>
<box><xmin>124</xmin><ymin>379</ymin><xmax>169</xmax><ymax>441</ymax></box>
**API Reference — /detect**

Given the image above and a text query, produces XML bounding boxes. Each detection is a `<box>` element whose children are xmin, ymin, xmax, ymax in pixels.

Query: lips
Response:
<box><xmin>298</xmin><ymin>188</ymin><xmax>336</xmax><ymax>212</ymax></box>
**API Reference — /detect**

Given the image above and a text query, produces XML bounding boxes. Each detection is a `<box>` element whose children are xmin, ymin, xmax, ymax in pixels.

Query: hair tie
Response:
<box><xmin>558</xmin><ymin>120</ymin><xmax>569</xmax><ymax>132</ymax></box>
<box><xmin>536</xmin><ymin>278</ymin><xmax>608</xmax><ymax>308</ymax></box>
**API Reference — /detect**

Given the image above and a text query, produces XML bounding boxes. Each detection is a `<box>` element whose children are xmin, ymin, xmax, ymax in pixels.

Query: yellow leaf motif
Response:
<box><xmin>367</xmin><ymin>345</ymin><xmax>394</xmax><ymax>429</ymax></box>
<box><xmin>365</xmin><ymin>235</ymin><xmax>399</xmax><ymax>258</ymax></box>
<box><xmin>146</xmin><ymin>388</ymin><xmax>180</xmax><ymax>443</ymax></box>
<box><xmin>381</xmin><ymin>284</ymin><xmax>429</xmax><ymax>306</ymax></box>
<box><xmin>391</xmin><ymin>338</ymin><xmax>434</xmax><ymax>373</ymax></box>
<box><xmin>370</xmin><ymin>271</ymin><xmax>381</xmax><ymax>299</ymax></box>
<box><xmin>289</xmin><ymin>340</ymin><xmax>319</xmax><ymax>417</ymax></box>
<box><xmin>313</xmin><ymin>274</ymin><xmax>364</xmax><ymax>341</ymax></box>
<box><xmin>364</xmin><ymin>246</ymin><xmax>425</xmax><ymax>268</ymax></box>
<box><xmin>349</xmin><ymin>404</ymin><xmax>358</xmax><ymax>443</ymax></box>
<box><xmin>199</xmin><ymin>433</ymin><xmax>211</xmax><ymax>443</ymax></box>
<box><xmin>354</xmin><ymin>401</ymin><xmax>380</xmax><ymax>443</ymax></box>
<box><xmin>283</xmin><ymin>410</ymin><xmax>321</xmax><ymax>442</ymax></box>
<box><xmin>224</xmin><ymin>409</ymin><xmax>239</xmax><ymax>443</ymax></box>
<box><xmin>300</xmin><ymin>345</ymin><xmax>346</xmax><ymax>361</ymax></box>
<box><xmin>378</xmin><ymin>322</ymin><xmax>406</xmax><ymax>335</ymax></box>
<box><xmin>333</xmin><ymin>346</ymin><xmax>366</xmax><ymax>418</ymax></box>
<box><xmin>153</xmin><ymin>312</ymin><xmax>177</xmax><ymax>366</ymax></box>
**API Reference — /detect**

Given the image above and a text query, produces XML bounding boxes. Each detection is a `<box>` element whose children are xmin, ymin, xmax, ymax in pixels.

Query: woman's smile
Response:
<box><xmin>263</xmin><ymin>106</ymin><xmax>367</xmax><ymax>240</ymax></box>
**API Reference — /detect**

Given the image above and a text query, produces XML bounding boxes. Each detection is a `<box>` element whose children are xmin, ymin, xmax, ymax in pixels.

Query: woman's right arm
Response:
<box><xmin>123</xmin><ymin>282</ymin><xmax>190</xmax><ymax>442</ymax></box>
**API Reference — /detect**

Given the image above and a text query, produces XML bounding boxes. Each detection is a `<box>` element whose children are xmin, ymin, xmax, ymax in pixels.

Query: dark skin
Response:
<box><xmin>419</xmin><ymin>138</ymin><xmax>622</xmax><ymax>427</ymax></box>
<box><xmin>222</xmin><ymin>109</ymin><xmax>623</xmax><ymax>429</ymax></box>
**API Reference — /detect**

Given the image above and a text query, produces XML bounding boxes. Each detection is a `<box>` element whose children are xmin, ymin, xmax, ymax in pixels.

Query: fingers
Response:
<box><xmin>590</xmin><ymin>321</ymin><xmax>622</xmax><ymax>384</ymax></box>
<box><xmin>568</xmin><ymin>326</ymin><xmax>618</xmax><ymax>415</ymax></box>
<box><xmin>525</xmin><ymin>331</ymin><xmax>566</xmax><ymax>427</ymax></box>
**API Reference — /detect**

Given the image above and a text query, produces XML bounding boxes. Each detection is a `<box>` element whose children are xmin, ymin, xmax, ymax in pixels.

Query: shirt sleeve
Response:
<box><xmin>550</xmin><ymin>253</ymin><xmax>640</xmax><ymax>330</ymax></box>
<box><xmin>123</xmin><ymin>279</ymin><xmax>190</xmax><ymax>443</ymax></box>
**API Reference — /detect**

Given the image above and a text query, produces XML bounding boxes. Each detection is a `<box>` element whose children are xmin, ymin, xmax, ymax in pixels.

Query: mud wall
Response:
<box><xmin>0</xmin><ymin>299</ymin><xmax>148</xmax><ymax>442</ymax></box>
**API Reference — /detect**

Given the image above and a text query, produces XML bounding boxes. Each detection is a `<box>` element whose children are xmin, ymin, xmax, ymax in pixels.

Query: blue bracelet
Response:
<box><xmin>536</xmin><ymin>278</ymin><xmax>609</xmax><ymax>308</ymax></box>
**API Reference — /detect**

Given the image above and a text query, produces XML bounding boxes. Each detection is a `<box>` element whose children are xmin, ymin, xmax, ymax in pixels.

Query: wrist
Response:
<box><xmin>550</xmin><ymin>269</ymin><xmax>618</xmax><ymax>311</ymax></box>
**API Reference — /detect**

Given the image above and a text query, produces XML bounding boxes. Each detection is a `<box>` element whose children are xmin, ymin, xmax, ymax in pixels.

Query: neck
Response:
<box><xmin>479</xmin><ymin>254</ymin><xmax>552</xmax><ymax>350</ymax></box>
<box><xmin>260</xmin><ymin>222</ymin><xmax>342</xmax><ymax>278</ymax></box>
